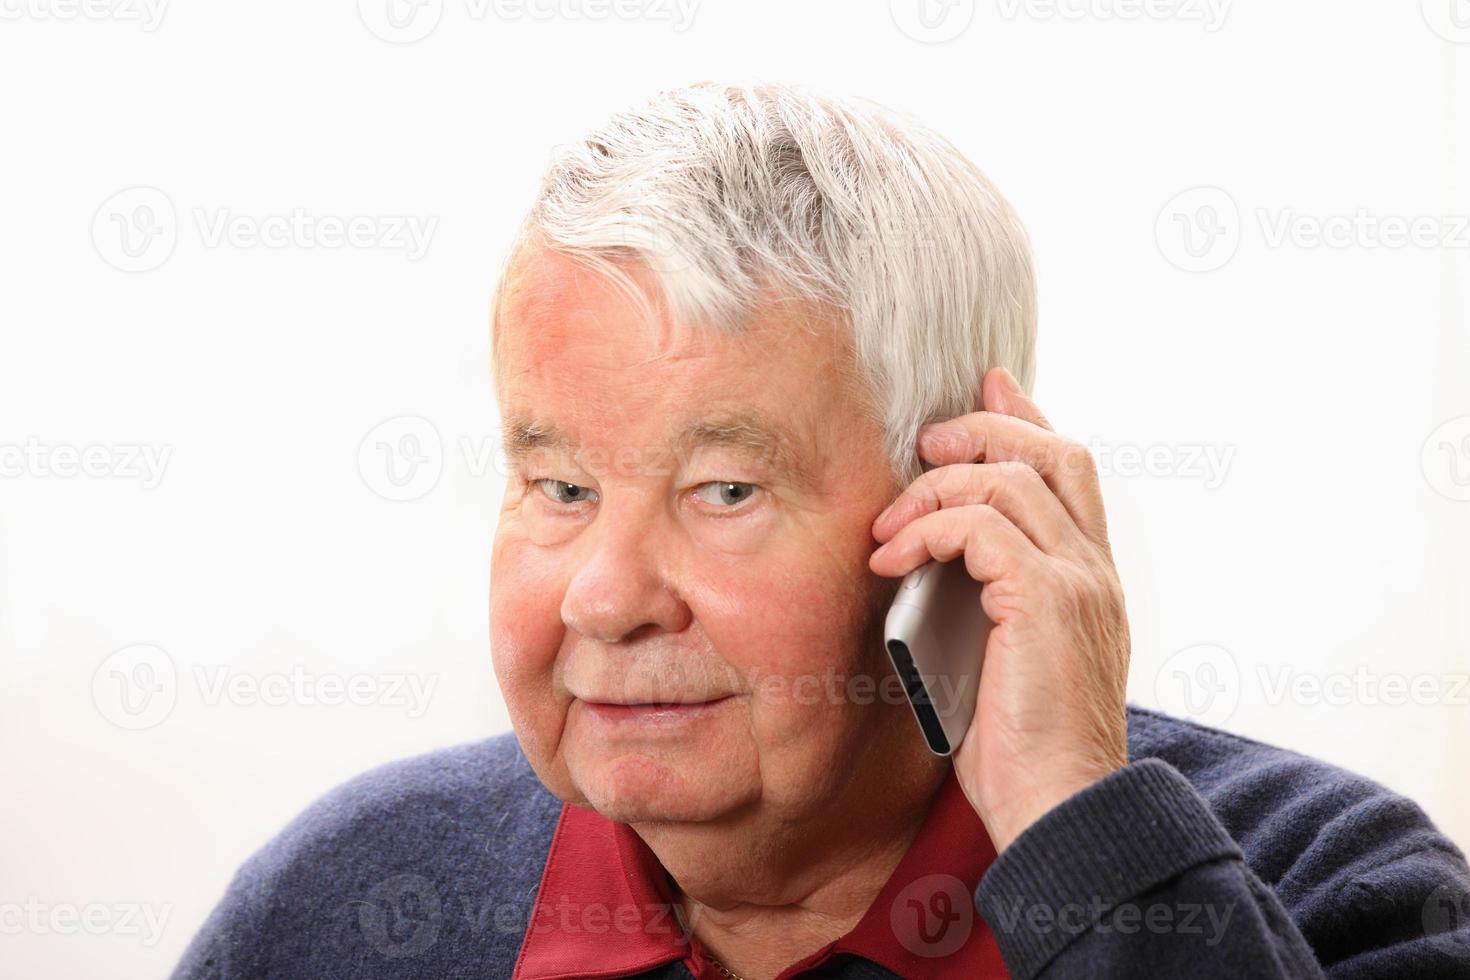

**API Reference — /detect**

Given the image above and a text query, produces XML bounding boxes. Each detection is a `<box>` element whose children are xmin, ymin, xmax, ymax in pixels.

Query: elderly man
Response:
<box><xmin>173</xmin><ymin>83</ymin><xmax>1470</xmax><ymax>979</ymax></box>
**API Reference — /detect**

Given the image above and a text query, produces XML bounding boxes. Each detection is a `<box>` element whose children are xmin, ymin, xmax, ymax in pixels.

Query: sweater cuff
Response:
<box><xmin>973</xmin><ymin>758</ymin><xmax>1243</xmax><ymax>979</ymax></box>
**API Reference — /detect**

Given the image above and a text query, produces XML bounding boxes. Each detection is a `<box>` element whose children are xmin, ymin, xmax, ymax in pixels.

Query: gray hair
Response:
<box><xmin>496</xmin><ymin>81</ymin><xmax>1037</xmax><ymax>488</ymax></box>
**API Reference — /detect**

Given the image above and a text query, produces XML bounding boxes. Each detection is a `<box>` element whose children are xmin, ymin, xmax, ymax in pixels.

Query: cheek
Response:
<box><xmin>692</xmin><ymin>545</ymin><xmax>883</xmax><ymax>699</ymax></box>
<box><xmin>490</xmin><ymin>538</ymin><xmax>567</xmax><ymax>725</ymax></box>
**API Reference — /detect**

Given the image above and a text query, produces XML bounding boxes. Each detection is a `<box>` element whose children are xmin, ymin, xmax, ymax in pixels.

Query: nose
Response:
<box><xmin>559</xmin><ymin>508</ymin><xmax>691</xmax><ymax>644</ymax></box>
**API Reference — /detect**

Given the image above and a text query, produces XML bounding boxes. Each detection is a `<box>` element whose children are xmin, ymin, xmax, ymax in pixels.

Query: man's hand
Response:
<box><xmin>869</xmin><ymin>367</ymin><xmax>1131</xmax><ymax>854</ymax></box>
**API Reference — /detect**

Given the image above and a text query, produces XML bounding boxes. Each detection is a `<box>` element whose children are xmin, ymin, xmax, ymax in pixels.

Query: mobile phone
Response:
<box><xmin>882</xmin><ymin>464</ymin><xmax>993</xmax><ymax>756</ymax></box>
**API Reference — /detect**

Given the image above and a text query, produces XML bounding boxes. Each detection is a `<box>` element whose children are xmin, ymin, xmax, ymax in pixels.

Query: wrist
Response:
<box><xmin>981</xmin><ymin>761</ymin><xmax>1123</xmax><ymax>853</ymax></box>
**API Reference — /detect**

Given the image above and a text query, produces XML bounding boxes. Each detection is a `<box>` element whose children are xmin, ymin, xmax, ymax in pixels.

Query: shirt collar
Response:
<box><xmin>512</xmin><ymin>765</ymin><xmax>1007</xmax><ymax>979</ymax></box>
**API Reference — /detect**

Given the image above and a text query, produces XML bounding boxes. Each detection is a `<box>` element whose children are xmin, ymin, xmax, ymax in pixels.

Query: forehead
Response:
<box><xmin>493</xmin><ymin>246</ymin><xmax>865</xmax><ymax>461</ymax></box>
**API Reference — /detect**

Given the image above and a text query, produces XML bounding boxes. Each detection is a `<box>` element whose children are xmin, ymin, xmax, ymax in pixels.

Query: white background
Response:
<box><xmin>2</xmin><ymin>2</ymin><xmax>1468</xmax><ymax>977</ymax></box>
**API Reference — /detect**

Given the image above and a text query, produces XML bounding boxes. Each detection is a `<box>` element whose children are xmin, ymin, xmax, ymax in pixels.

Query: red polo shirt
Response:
<box><xmin>512</xmin><ymin>765</ymin><xmax>1008</xmax><ymax>978</ymax></box>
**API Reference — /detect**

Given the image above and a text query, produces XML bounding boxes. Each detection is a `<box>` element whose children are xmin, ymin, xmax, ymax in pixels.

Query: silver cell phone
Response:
<box><xmin>882</xmin><ymin>464</ymin><xmax>994</xmax><ymax>756</ymax></box>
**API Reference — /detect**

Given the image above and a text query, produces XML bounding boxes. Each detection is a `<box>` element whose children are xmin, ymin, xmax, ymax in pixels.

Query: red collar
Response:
<box><xmin>512</xmin><ymin>766</ymin><xmax>1008</xmax><ymax>979</ymax></box>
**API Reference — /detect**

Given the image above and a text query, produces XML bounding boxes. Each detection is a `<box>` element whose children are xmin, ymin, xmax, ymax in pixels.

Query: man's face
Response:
<box><xmin>491</xmin><ymin>244</ymin><xmax>906</xmax><ymax>825</ymax></box>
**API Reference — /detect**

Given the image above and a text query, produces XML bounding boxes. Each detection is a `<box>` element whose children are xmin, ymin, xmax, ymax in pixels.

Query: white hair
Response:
<box><xmin>498</xmin><ymin>80</ymin><xmax>1038</xmax><ymax>488</ymax></box>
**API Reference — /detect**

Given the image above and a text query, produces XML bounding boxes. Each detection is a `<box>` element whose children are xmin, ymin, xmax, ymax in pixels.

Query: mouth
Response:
<box><xmin>582</xmin><ymin>695</ymin><xmax>734</xmax><ymax>725</ymax></box>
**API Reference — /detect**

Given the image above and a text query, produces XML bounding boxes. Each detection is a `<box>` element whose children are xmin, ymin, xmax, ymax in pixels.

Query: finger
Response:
<box><xmin>983</xmin><ymin>366</ymin><xmax>1053</xmax><ymax>432</ymax></box>
<box><xmin>918</xmin><ymin>413</ymin><xmax>1107</xmax><ymax>546</ymax></box>
<box><xmin>869</xmin><ymin>502</ymin><xmax>1043</xmax><ymax>587</ymax></box>
<box><xmin>872</xmin><ymin>460</ymin><xmax>1082</xmax><ymax>558</ymax></box>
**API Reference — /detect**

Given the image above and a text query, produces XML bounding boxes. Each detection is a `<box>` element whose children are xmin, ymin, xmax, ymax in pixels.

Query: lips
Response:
<box><xmin>590</xmin><ymin>698</ymin><xmax>726</xmax><ymax>707</ymax></box>
<box><xmin>581</xmin><ymin>695</ymin><xmax>734</xmax><ymax>725</ymax></box>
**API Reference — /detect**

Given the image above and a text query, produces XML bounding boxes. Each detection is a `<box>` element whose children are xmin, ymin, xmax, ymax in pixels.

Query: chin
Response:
<box><xmin>567</xmin><ymin>745</ymin><xmax>758</xmax><ymax>824</ymax></box>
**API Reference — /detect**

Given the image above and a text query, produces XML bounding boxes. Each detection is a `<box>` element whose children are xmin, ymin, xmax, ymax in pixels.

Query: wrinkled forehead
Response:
<box><xmin>490</xmin><ymin>245</ymin><xmax>877</xmax><ymax>487</ymax></box>
<box><xmin>492</xmin><ymin>243</ymin><xmax>687</xmax><ymax>380</ymax></box>
<box><xmin>493</xmin><ymin>242</ymin><xmax>863</xmax><ymax>400</ymax></box>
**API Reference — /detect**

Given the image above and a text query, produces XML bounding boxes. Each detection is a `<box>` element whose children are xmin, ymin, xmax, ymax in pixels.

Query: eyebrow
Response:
<box><xmin>500</xmin><ymin>411</ymin><xmax>813</xmax><ymax>486</ymax></box>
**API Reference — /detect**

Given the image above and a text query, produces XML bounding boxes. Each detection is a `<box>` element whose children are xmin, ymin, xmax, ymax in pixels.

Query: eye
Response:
<box><xmin>692</xmin><ymin>481</ymin><xmax>761</xmax><ymax>510</ymax></box>
<box><xmin>534</xmin><ymin>478</ymin><xmax>598</xmax><ymax>506</ymax></box>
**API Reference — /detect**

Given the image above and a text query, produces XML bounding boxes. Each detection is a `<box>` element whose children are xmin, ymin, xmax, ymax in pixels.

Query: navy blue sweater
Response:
<box><xmin>170</xmin><ymin>706</ymin><xmax>1470</xmax><ymax>978</ymax></box>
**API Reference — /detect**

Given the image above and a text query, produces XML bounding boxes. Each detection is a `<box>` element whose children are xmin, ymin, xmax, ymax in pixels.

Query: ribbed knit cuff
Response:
<box><xmin>973</xmin><ymin>759</ymin><xmax>1243</xmax><ymax>980</ymax></box>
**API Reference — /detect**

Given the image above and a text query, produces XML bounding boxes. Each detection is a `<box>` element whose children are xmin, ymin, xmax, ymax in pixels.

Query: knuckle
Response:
<box><xmin>1060</xmin><ymin>440</ymin><xmax>1098</xmax><ymax>477</ymax></box>
<box><xmin>970</xmin><ymin>501</ymin><xmax>1003</xmax><ymax>526</ymax></box>
<box><xmin>926</xmin><ymin>463</ymin><xmax>980</xmax><ymax>502</ymax></box>
<box><xmin>996</xmin><ymin>458</ymin><xmax>1043</xmax><ymax>488</ymax></box>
